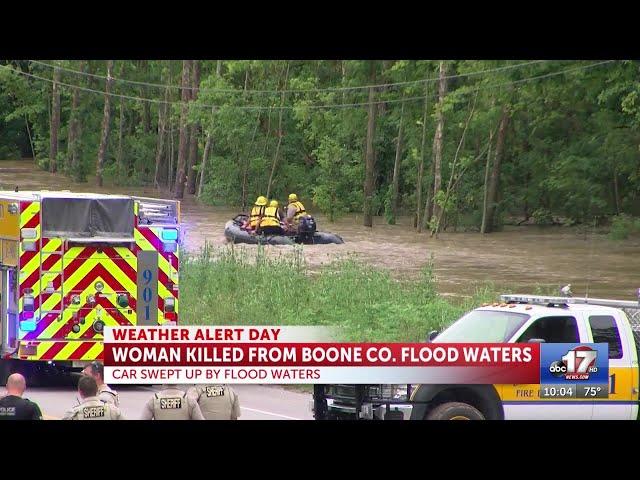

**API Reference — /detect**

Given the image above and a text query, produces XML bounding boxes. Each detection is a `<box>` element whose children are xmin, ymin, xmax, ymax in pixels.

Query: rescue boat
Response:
<box><xmin>224</xmin><ymin>214</ymin><xmax>344</xmax><ymax>245</ymax></box>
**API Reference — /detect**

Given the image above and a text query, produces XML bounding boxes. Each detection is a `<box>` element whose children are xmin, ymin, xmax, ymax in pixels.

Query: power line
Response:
<box><xmin>27</xmin><ymin>59</ymin><xmax>550</xmax><ymax>95</ymax></box>
<box><xmin>0</xmin><ymin>61</ymin><xmax>615</xmax><ymax>111</ymax></box>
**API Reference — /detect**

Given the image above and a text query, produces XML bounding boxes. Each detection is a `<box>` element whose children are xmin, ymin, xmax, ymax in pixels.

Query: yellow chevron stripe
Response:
<box><xmin>36</xmin><ymin>251</ymin><xmax>101</xmax><ymax>317</ymax></box>
<box><xmin>82</xmin><ymin>341</ymin><xmax>103</xmax><ymax>360</ymax></box>
<box><xmin>31</xmin><ymin>247</ymin><xmax>87</xmax><ymax>300</ymax></box>
<box><xmin>41</xmin><ymin>239</ymin><xmax>62</xmax><ymax>252</ymax></box>
<box><xmin>99</xmin><ymin>256</ymin><xmax>137</xmax><ymax>294</ymax></box>
<box><xmin>135</xmin><ymin>229</ymin><xmax>179</xmax><ymax>279</ymax></box>
<box><xmin>114</xmin><ymin>241</ymin><xmax>174</xmax><ymax>305</ymax></box>
<box><xmin>56</xmin><ymin>275</ymin><xmax>136</xmax><ymax>337</ymax></box>
<box><xmin>51</xmin><ymin>341</ymin><xmax>78</xmax><ymax>360</ymax></box>
<box><xmin>20</xmin><ymin>202</ymin><xmax>40</xmax><ymax>229</ymax></box>
<box><xmin>19</xmin><ymin>250</ymin><xmax>43</xmax><ymax>284</ymax></box>
<box><xmin>40</xmin><ymin>273</ymin><xmax>133</xmax><ymax>339</ymax></box>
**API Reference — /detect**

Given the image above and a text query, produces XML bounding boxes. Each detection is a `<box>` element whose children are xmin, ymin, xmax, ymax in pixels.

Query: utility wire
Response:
<box><xmin>0</xmin><ymin>61</ymin><xmax>615</xmax><ymax>111</ymax></box>
<box><xmin>27</xmin><ymin>59</ymin><xmax>550</xmax><ymax>95</ymax></box>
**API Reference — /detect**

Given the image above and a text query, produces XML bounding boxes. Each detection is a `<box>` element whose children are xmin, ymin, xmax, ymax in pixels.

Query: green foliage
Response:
<box><xmin>609</xmin><ymin>214</ymin><xmax>640</xmax><ymax>240</ymax></box>
<box><xmin>179</xmin><ymin>245</ymin><xmax>497</xmax><ymax>342</ymax></box>
<box><xmin>2</xmin><ymin>59</ymin><xmax>640</xmax><ymax>231</ymax></box>
<box><xmin>532</xmin><ymin>208</ymin><xmax>554</xmax><ymax>225</ymax></box>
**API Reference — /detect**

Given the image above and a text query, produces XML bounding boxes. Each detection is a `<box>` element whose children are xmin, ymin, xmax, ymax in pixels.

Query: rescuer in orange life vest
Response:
<box><xmin>245</xmin><ymin>195</ymin><xmax>267</xmax><ymax>232</ymax></box>
<box><xmin>258</xmin><ymin>200</ymin><xmax>283</xmax><ymax>235</ymax></box>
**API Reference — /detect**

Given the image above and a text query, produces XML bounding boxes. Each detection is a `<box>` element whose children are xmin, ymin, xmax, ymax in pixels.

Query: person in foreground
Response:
<box><xmin>82</xmin><ymin>360</ymin><xmax>120</xmax><ymax>406</ymax></box>
<box><xmin>63</xmin><ymin>375</ymin><xmax>126</xmax><ymax>420</ymax></box>
<box><xmin>187</xmin><ymin>384</ymin><xmax>241</xmax><ymax>420</ymax></box>
<box><xmin>0</xmin><ymin>373</ymin><xmax>43</xmax><ymax>420</ymax></box>
<box><xmin>141</xmin><ymin>384</ymin><xmax>205</xmax><ymax>420</ymax></box>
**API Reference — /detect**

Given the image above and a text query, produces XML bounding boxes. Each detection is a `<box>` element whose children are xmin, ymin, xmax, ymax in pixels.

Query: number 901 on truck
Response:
<box><xmin>0</xmin><ymin>191</ymin><xmax>180</xmax><ymax>381</ymax></box>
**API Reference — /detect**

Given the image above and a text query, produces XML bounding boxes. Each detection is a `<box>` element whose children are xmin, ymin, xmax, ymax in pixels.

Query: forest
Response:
<box><xmin>1</xmin><ymin>60</ymin><xmax>639</xmax><ymax>235</ymax></box>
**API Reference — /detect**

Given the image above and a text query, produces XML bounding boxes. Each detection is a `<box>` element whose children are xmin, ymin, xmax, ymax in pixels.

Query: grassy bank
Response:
<box><xmin>179</xmin><ymin>244</ymin><xmax>497</xmax><ymax>342</ymax></box>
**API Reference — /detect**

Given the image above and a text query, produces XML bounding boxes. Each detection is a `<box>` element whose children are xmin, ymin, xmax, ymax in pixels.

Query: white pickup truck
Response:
<box><xmin>313</xmin><ymin>294</ymin><xmax>640</xmax><ymax>420</ymax></box>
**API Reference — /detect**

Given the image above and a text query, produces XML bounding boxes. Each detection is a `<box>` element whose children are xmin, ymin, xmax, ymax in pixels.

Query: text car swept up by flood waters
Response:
<box><xmin>3</xmin><ymin>159</ymin><xmax>639</xmax><ymax>300</ymax></box>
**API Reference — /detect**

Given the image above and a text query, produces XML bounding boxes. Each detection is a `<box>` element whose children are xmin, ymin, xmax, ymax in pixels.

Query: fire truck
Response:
<box><xmin>0</xmin><ymin>191</ymin><xmax>180</xmax><ymax>382</ymax></box>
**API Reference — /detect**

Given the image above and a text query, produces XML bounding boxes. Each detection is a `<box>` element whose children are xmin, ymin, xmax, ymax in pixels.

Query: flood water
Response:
<box><xmin>2</xmin><ymin>159</ymin><xmax>639</xmax><ymax>301</ymax></box>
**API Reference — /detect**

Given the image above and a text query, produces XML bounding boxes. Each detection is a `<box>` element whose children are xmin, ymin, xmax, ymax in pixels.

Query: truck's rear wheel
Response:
<box><xmin>426</xmin><ymin>402</ymin><xmax>485</xmax><ymax>420</ymax></box>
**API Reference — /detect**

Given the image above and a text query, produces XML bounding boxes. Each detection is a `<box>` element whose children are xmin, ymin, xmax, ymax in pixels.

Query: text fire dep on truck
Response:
<box><xmin>312</xmin><ymin>293</ymin><xmax>640</xmax><ymax>420</ymax></box>
<box><xmin>0</xmin><ymin>191</ymin><xmax>181</xmax><ymax>382</ymax></box>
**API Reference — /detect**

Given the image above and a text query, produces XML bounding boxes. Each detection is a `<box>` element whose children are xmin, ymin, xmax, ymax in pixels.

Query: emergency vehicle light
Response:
<box><xmin>20</xmin><ymin>320</ymin><xmax>37</xmax><ymax>332</ymax></box>
<box><xmin>21</xmin><ymin>241</ymin><xmax>37</xmax><ymax>252</ymax></box>
<box><xmin>161</xmin><ymin>229</ymin><xmax>179</xmax><ymax>241</ymax></box>
<box><xmin>21</xmin><ymin>228</ymin><xmax>37</xmax><ymax>239</ymax></box>
<box><xmin>164</xmin><ymin>297</ymin><xmax>175</xmax><ymax>312</ymax></box>
<box><xmin>162</xmin><ymin>242</ymin><xmax>177</xmax><ymax>253</ymax></box>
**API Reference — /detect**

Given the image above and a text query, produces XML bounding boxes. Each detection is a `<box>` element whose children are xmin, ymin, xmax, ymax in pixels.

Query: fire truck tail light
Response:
<box><xmin>20</xmin><ymin>320</ymin><xmax>37</xmax><ymax>332</ymax></box>
<box><xmin>164</xmin><ymin>297</ymin><xmax>175</xmax><ymax>312</ymax></box>
<box><xmin>161</xmin><ymin>229</ymin><xmax>179</xmax><ymax>241</ymax></box>
<box><xmin>162</xmin><ymin>242</ymin><xmax>177</xmax><ymax>253</ymax></box>
<box><xmin>22</xmin><ymin>241</ymin><xmax>37</xmax><ymax>252</ymax></box>
<box><xmin>21</xmin><ymin>311</ymin><xmax>34</xmax><ymax>319</ymax></box>
<box><xmin>164</xmin><ymin>312</ymin><xmax>176</xmax><ymax>321</ymax></box>
<box><xmin>21</xmin><ymin>228</ymin><xmax>37</xmax><ymax>239</ymax></box>
<box><xmin>23</xmin><ymin>296</ymin><xmax>35</xmax><ymax>312</ymax></box>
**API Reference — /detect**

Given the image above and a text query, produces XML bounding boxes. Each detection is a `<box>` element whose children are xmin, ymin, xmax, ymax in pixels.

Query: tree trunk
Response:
<box><xmin>423</xmin><ymin>159</ymin><xmax>435</xmax><ymax>231</ymax></box>
<box><xmin>96</xmin><ymin>60</ymin><xmax>114</xmax><ymax>187</ymax></box>
<box><xmin>186</xmin><ymin>60</ymin><xmax>201</xmax><ymax>194</ymax></box>
<box><xmin>154</xmin><ymin>76</ymin><xmax>169</xmax><ymax>188</ymax></box>
<box><xmin>431</xmin><ymin>61</ymin><xmax>448</xmax><ymax>227</ymax></box>
<box><xmin>613</xmin><ymin>167</ymin><xmax>621</xmax><ymax>215</ymax></box>
<box><xmin>363</xmin><ymin>61</ymin><xmax>378</xmax><ymax>228</ymax></box>
<box><xmin>416</xmin><ymin>82</ymin><xmax>430</xmax><ymax>232</ymax></box>
<box><xmin>143</xmin><ymin>77</ymin><xmax>151</xmax><ymax>133</ymax></box>
<box><xmin>480</xmin><ymin>129</ymin><xmax>495</xmax><ymax>234</ymax></box>
<box><xmin>482</xmin><ymin>106</ymin><xmax>510</xmax><ymax>233</ymax></box>
<box><xmin>198</xmin><ymin>64</ymin><xmax>223</xmax><ymax>199</ymax></box>
<box><xmin>390</xmin><ymin>101</ymin><xmax>405</xmax><ymax>224</ymax></box>
<box><xmin>49</xmin><ymin>64</ymin><xmax>61</xmax><ymax>173</ymax></box>
<box><xmin>198</xmin><ymin>132</ymin><xmax>212</xmax><ymax>198</ymax></box>
<box><xmin>432</xmin><ymin>90</ymin><xmax>478</xmax><ymax>237</ymax></box>
<box><xmin>116</xmin><ymin>64</ymin><xmax>125</xmax><ymax>175</ymax></box>
<box><xmin>174</xmin><ymin>60</ymin><xmax>192</xmax><ymax>199</ymax></box>
<box><xmin>266</xmin><ymin>62</ymin><xmax>290</xmax><ymax>199</ymax></box>
<box><xmin>67</xmin><ymin>60</ymin><xmax>84</xmax><ymax>174</ymax></box>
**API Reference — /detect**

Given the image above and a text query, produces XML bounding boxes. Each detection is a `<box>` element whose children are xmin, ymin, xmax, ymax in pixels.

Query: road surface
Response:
<box><xmin>0</xmin><ymin>384</ymin><xmax>314</xmax><ymax>420</ymax></box>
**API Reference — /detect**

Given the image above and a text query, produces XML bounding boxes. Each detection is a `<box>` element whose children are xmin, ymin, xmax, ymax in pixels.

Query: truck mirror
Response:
<box><xmin>528</xmin><ymin>338</ymin><xmax>546</xmax><ymax>343</ymax></box>
<box><xmin>427</xmin><ymin>330</ymin><xmax>439</xmax><ymax>342</ymax></box>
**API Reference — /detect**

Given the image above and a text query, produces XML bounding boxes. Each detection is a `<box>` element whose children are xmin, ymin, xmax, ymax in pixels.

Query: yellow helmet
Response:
<box><xmin>269</xmin><ymin>200</ymin><xmax>279</xmax><ymax>208</ymax></box>
<box><xmin>255</xmin><ymin>196</ymin><xmax>267</xmax><ymax>206</ymax></box>
<box><xmin>288</xmin><ymin>193</ymin><xmax>298</xmax><ymax>202</ymax></box>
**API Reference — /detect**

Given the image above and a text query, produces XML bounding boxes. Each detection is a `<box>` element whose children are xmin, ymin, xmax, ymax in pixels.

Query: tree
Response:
<box><xmin>49</xmin><ymin>62</ymin><xmax>61</xmax><ymax>173</ymax></box>
<box><xmin>430</xmin><ymin>61</ymin><xmax>447</xmax><ymax>228</ymax></box>
<box><xmin>66</xmin><ymin>61</ymin><xmax>84</xmax><ymax>177</ymax></box>
<box><xmin>96</xmin><ymin>60</ymin><xmax>114</xmax><ymax>187</ymax></box>
<box><xmin>174</xmin><ymin>60</ymin><xmax>192</xmax><ymax>199</ymax></box>
<box><xmin>482</xmin><ymin>105</ymin><xmax>510</xmax><ymax>233</ymax></box>
<box><xmin>389</xmin><ymin>101</ymin><xmax>405</xmax><ymax>224</ymax></box>
<box><xmin>363</xmin><ymin>61</ymin><xmax>378</xmax><ymax>227</ymax></box>
<box><xmin>416</xmin><ymin>83</ymin><xmax>430</xmax><ymax>232</ymax></box>
<box><xmin>266</xmin><ymin>61</ymin><xmax>290</xmax><ymax>199</ymax></box>
<box><xmin>186</xmin><ymin>60</ymin><xmax>201</xmax><ymax>194</ymax></box>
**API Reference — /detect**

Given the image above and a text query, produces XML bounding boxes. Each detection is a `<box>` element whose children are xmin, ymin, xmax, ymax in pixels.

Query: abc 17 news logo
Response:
<box><xmin>549</xmin><ymin>346</ymin><xmax>598</xmax><ymax>381</ymax></box>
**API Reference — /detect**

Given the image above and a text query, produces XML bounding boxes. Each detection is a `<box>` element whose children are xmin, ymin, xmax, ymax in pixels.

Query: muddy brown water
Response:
<box><xmin>2</xmin><ymin>159</ymin><xmax>639</xmax><ymax>301</ymax></box>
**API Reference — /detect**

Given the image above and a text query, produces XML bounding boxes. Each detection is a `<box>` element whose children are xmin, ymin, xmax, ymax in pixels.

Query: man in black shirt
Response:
<box><xmin>0</xmin><ymin>373</ymin><xmax>43</xmax><ymax>420</ymax></box>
